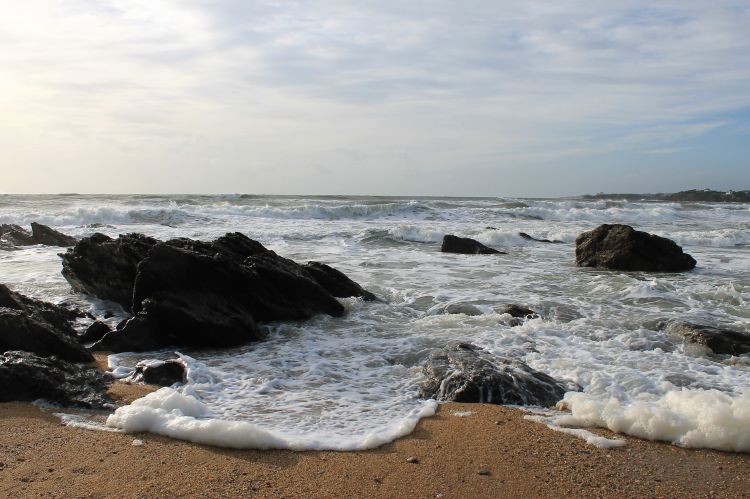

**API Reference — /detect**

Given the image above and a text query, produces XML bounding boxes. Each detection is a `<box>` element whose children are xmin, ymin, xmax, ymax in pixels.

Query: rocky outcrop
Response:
<box><xmin>129</xmin><ymin>359</ymin><xmax>187</xmax><ymax>386</ymax></box>
<box><xmin>519</xmin><ymin>232</ymin><xmax>563</xmax><ymax>244</ymax></box>
<box><xmin>0</xmin><ymin>285</ymin><xmax>92</xmax><ymax>362</ymax></box>
<box><xmin>441</xmin><ymin>235</ymin><xmax>504</xmax><ymax>255</ymax></box>
<box><xmin>0</xmin><ymin>351</ymin><xmax>112</xmax><ymax>408</ymax></box>
<box><xmin>61</xmin><ymin>233</ymin><xmax>159</xmax><ymax>310</ymax></box>
<box><xmin>62</xmin><ymin>232</ymin><xmax>376</xmax><ymax>352</ymax></box>
<box><xmin>663</xmin><ymin>321</ymin><xmax>750</xmax><ymax>356</ymax></box>
<box><xmin>420</xmin><ymin>342</ymin><xmax>568</xmax><ymax>406</ymax></box>
<box><xmin>0</xmin><ymin>223</ymin><xmax>76</xmax><ymax>248</ymax></box>
<box><xmin>575</xmin><ymin>224</ymin><xmax>696</xmax><ymax>271</ymax></box>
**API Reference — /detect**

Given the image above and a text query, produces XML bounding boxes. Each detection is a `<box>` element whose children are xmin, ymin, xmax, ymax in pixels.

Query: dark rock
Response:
<box><xmin>0</xmin><ymin>285</ymin><xmax>92</xmax><ymax>362</ymax></box>
<box><xmin>0</xmin><ymin>351</ymin><xmax>112</xmax><ymax>408</ymax></box>
<box><xmin>0</xmin><ymin>224</ymin><xmax>35</xmax><ymax>246</ymax></box>
<box><xmin>420</xmin><ymin>342</ymin><xmax>567</xmax><ymax>406</ymax></box>
<box><xmin>304</xmin><ymin>262</ymin><xmax>377</xmax><ymax>301</ymax></box>
<box><xmin>60</xmin><ymin>233</ymin><xmax>159</xmax><ymax>311</ymax></box>
<box><xmin>129</xmin><ymin>359</ymin><xmax>186</xmax><ymax>386</ymax></box>
<box><xmin>29</xmin><ymin>223</ymin><xmax>77</xmax><ymax>247</ymax></box>
<box><xmin>441</xmin><ymin>235</ymin><xmax>505</xmax><ymax>255</ymax></box>
<box><xmin>93</xmin><ymin>315</ymin><xmax>165</xmax><ymax>352</ymax></box>
<box><xmin>0</xmin><ymin>284</ymin><xmax>83</xmax><ymax>328</ymax></box>
<box><xmin>0</xmin><ymin>310</ymin><xmax>92</xmax><ymax>363</ymax></box>
<box><xmin>663</xmin><ymin>321</ymin><xmax>750</xmax><ymax>356</ymax></box>
<box><xmin>79</xmin><ymin>321</ymin><xmax>111</xmax><ymax>344</ymax></box>
<box><xmin>575</xmin><ymin>224</ymin><xmax>696</xmax><ymax>271</ymax></box>
<box><xmin>0</xmin><ymin>223</ymin><xmax>76</xmax><ymax>247</ymax></box>
<box><xmin>78</xmin><ymin>232</ymin><xmax>373</xmax><ymax>352</ymax></box>
<box><xmin>519</xmin><ymin>232</ymin><xmax>563</xmax><ymax>244</ymax></box>
<box><xmin>500</xmin><ymin>304</ymin><xmax>538</xmax><ymax>318</ymax></box>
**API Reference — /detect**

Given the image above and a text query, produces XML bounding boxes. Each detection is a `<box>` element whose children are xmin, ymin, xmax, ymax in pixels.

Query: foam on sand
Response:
<box><xmin>555</xmin><ymin>389</ymin><xmax>750</xmax><ymax>452</ymax></box>
<box><xmin>106</xmin><ymin>388</ymin><xmax>438</xmax><ymax>451</ymax></box>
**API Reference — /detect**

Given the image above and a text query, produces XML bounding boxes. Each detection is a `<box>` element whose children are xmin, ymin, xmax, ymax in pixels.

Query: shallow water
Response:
<box><xmin>1</xmin><ymin>194</ymin><xmax>748</xmax><ymax>451</ymax></box>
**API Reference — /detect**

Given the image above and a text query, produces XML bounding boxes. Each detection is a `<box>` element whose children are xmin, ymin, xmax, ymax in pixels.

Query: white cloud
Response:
<box><xmin>0</xmin><ymin>0</ymin><xmax>748</xmax><ymax>195</ymax></box>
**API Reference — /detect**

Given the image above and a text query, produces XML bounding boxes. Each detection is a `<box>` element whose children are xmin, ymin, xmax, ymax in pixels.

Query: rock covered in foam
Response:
<box><xmin>62</xmin><ymin>232</ymin><xmax>376</xmax><ymax>352</ymax></box>
<box><xmin>0</xmin><ymin>222</ymin><xmax>76</xmax><ymax>248</ymax></box>
<box><xmin>0</xmin><ymin>284</ymin><xmax>92</xmax><ymax>362</ymax></box>
<box><xmin>663</xmin><ymin>320</ymin><xmax>750</xmax><ymax>356</ymax></box>
<box><xmin>420</xmin><ymin>342</ymin><xmax>568</xmax><ymax>406</ymax></box>
<box><xmin>441</xmin><ymin>235</ymin><xmax>504</xmax><ymax>255</ymax></box>
<box><xmin>0</xmin><ymin>351</ymin><xmax>112</xmax><ymax>408</ymax></box>
<box><xmin>575</xmin><ymin>224</ymin><xmax>696</xmax><ymax>271</ymax></box>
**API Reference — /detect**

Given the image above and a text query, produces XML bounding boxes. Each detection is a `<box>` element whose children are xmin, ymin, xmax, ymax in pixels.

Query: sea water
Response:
<box><xmin>1</xmin><ymin>194</ymin><xmax>748</xmax><ymax>451</ymax></box>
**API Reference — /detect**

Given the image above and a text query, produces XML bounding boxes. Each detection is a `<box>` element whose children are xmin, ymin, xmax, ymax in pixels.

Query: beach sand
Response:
<box><xmin>1</xmin><ymin>397</ymin><xmax>748</xmax><ymax>498</ymax></box>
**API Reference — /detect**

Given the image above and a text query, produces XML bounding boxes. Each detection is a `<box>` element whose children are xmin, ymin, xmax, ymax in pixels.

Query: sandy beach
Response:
<box><xmin>1</xmin><ymin>397</ymin><xmax>748</xmax><ymax>498</ymax></box>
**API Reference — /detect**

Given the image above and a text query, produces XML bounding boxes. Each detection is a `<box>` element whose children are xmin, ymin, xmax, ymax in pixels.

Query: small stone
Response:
<box><xmin>495</xmin><ymin>420</ymin><xmax>505</xmax><ymax>425</ymax></box>
<box><xmin>132</xmin><ymin>439</ymin><xmax>144</xmax><ymax>446</ymax></box>
<box><xmin>478</xmin><ymin>469</ymin><xmax>491</xmax><ymax>476</ymax></box>
<box><xmin>406</xmin><ymin>456</ymin><xmax>419</xmax><ymax>464</ymax></box>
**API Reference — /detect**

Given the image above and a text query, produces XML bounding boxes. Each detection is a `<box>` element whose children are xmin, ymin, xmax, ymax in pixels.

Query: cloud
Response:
<box><xmin>0</xmin><ymin>0</ymin><xmax>748</xmax><ymax>195</ymax></box>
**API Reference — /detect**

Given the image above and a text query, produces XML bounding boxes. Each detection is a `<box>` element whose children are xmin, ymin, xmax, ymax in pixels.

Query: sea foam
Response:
<box><xmin>556</xmin><ymin>389</ymin><xmax>750</xmax><ymax>452</ymax></box>
<box><xmin>106</xmin><ymin>388</ymin><xmax>438</xmax><ymax>450</ymax></box>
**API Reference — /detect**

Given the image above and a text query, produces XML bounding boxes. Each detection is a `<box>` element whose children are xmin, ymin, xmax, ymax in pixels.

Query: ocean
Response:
<box><xmin>1</xmin><ymin>194</ymin><xmax>749</xmax><ymax>451</ymax></box>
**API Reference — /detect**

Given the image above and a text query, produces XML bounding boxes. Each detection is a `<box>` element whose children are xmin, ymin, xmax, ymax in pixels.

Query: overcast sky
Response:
<box><xmin>1</xmin><ymin>0</ymin><xmax>749</xmax><ymax>196</ymax></box>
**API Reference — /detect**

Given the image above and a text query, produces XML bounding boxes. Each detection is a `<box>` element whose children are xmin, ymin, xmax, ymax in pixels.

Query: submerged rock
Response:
<box><xmin>0</xmin><ymin>223</ymin><xmax>76</xmax><ymax>248</ymax></box>
<box><xmin>129</xmin><ymin>359</ymin><xmax>186</xmax><ymax>386</ymax></box>
<box><xmin>0</xmin><ymin>284</ymin><xmax>92</xmax><ymax>362</ymax></box>
<box><xmin>420</xmin><ymin>342</ymin><xmax>568</xmax><ymax>406</ymax></box>
<box><xmin>500</xmin><ymin>304</ymin><xmax>538</xmax><ymax>318</ymax></box>
<box><xmin>575</xmin><ymin>224</ymin><xmax>696</xmax><ymax>271</ymax></box>
<box><xmin>64</xmin><ymin>232</ymin><xmax>375</xmax><ymax>352</ymax></box>
<box><xmin>441</xmin><ymin>235</ymin><xmax>504</xmax><ymax>255</ymax></box>
<box><xmin>519</xmin><ymin>232</ymin><xmax>563</xmax><ymax>244</ymax></box>
<box><xmin>663</xmin><ymin>320</ymin><xmax>750</xmax><ymax>356</ymax></box>
<box><xmin>0</xmin><ymin>351</ymin><xmax>112</xmax><ymax>408</ymax></box>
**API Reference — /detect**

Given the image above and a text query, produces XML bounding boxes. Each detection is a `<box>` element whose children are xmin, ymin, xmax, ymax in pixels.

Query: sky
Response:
<box><xmin>1</xmin><ymin>0</ymin><xmax>749</xmax><ymax>197</ymax></box>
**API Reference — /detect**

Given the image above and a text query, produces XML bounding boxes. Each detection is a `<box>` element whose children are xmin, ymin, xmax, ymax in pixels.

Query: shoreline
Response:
<box><xmin>1</xmin><ymin>401</ymin><xmax>748</xmax><ymax>498</ymax></box>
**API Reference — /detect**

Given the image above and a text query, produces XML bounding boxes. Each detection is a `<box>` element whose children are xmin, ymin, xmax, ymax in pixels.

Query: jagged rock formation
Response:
<box><xmin>0</xmin><ymin>222</ymin><xmax>76</xmax><ymax>248</ymax></box>
<box><xmin>61</xmin><ymin>232</ymin><xmax>376</xmax><ymax>352</ymax></box>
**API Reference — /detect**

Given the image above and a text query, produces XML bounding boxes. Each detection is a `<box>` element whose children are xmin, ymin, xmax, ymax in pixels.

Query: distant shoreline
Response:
<box><xmin>580</xmin><ymin>189</ymin><xmax>750</xmax><ymax>203</ymax></box>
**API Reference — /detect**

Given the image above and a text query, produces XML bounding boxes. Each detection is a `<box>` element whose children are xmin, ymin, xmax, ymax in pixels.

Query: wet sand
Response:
<box><xmin>1</xmin><ymin>399</ymin><xmax>748</xmax><ymax>498</ymax></box>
